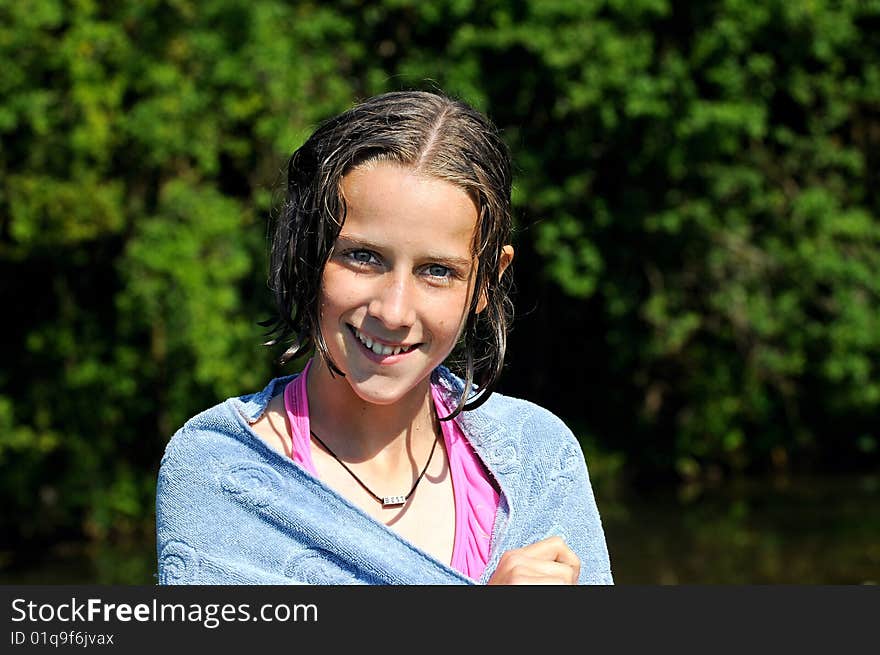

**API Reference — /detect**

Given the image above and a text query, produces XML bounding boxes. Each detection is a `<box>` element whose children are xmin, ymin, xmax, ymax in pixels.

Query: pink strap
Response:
<box><xmin>431</xmin><ymin>383</ymin><xmax>500</xmax><ymax>578</ymax></box>
<box><xmin>283</xmin><ymin>359</ymin><xmax>318</xmax><ymax>475</ymax></box>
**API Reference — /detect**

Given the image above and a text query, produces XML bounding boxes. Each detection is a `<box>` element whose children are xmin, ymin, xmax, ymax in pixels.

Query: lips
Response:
<box><xmin>349</xmin><ymin>325</ymin><xmax>419</xmax><ymax>357</ymax></box>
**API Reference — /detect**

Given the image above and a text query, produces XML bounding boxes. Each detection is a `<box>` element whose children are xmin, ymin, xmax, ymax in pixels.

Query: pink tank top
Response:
<box><xmin>283</xmin><ymin>360</ymin><xmax>500</xmax><ymax>580</ymax></box>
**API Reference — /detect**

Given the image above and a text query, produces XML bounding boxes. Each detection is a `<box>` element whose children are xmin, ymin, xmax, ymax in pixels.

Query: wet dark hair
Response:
<box><xmin>262</xmin><ymin>90</ymin><xmax>514</xmax><ymax>419</ymax></box>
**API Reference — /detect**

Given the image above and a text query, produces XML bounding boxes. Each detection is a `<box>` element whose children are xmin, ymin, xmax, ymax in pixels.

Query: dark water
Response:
<box><xmin>601</xmin><ymin>474</ymin><xmax>880</xmax><ymax>584</ymax></box>
<box><xmin>2</xmin><ymin>474</ymin><xmax>878</xmax><ymax>584</ymax></box>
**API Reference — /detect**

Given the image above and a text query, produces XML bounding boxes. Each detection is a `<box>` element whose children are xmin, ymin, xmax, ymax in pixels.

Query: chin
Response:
<box><xmin>349</xmin><ymin>382</ymin><xmax>411</xmax><ymax>406</ymax></box>
<box><xmin>345</xmin><ymin>373</ymin><xmax>431</xmax><ymax>407</ymax></box>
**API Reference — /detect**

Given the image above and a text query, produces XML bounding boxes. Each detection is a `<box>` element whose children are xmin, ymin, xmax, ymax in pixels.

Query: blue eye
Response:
<box><xmin>426</xmin><ymin>264</ymin><xmax>451</xmax><ymax>278</ymax></box>
<box><xmin>347</xmin><ymin>250</ymin><xmax>378</xmax><ymax>265</ymax></box>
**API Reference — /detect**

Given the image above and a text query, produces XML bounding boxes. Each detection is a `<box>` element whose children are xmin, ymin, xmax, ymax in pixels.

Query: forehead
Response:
<box><xmin>338</xmin><ymin>163</ymin><xmax>479</xmax><ymax>255</ymax></box>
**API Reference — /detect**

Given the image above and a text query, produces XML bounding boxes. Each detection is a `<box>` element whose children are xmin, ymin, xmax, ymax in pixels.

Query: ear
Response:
<box><xmin>476</xmin><ymin>245</ymin><xmax>515</xmax><ymax>314</ymax></box>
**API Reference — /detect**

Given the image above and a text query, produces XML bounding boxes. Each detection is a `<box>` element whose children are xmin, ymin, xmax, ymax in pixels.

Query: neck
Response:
<box><xmin>304</xmin><ymin>357</ymin><xmax>438</xmax><ymax>463</ymax></box>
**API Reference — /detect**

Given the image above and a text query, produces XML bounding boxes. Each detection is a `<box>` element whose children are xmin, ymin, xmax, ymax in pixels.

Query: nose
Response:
<box><xmin>367</xmin><ymin>273</ymin><xmax>417</xmax><ymax>329</ymax></box>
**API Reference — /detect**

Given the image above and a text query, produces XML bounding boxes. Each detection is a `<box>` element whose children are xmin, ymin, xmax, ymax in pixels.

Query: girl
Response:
<box><xmin>156</xmin><ymin>91</ymin><xmax>613</xmax><ymax>584</ymax></box>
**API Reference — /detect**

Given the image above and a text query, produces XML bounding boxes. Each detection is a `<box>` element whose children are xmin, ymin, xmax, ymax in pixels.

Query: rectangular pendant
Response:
<box><xmin>382</xmin><ymin>495</ymin><xmax>406</xmax><ymax>507</ymax></box>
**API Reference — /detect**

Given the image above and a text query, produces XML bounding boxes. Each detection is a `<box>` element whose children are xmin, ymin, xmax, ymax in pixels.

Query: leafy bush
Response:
<box><xmin>1</xmin><ymin>0</ymin><xmax>878</xmax><ymax>545</ymax></box>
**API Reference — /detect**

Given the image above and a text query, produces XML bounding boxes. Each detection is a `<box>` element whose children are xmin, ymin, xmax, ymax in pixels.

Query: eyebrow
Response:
<box><xmin>335</xmin><ymin>235</ymin><xmax>475</xmax><ymax>270</ymax></box>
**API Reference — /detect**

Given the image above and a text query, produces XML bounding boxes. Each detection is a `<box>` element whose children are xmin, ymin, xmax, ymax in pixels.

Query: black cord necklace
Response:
<box><xmin>309</xmin><ymin>430</ymin><xmax>440</xmax><ymax>508</ymax></box>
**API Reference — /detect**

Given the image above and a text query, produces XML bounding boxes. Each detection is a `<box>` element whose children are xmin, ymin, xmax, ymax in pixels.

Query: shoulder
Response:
<box><xmin>434</xmin><ymin>367</ymin><xmax>580</xmax><ymax>454</ymax></box>
<box><xmin>155</xmin><ymin>375</ymin><xmax>304</xmax><ymax>584</ymax></box>
<box><xmin>481</xmin><ymin>388</ymin><xmax>572</xmax><ymax>434</ymax></box>
<box><xmin>156</xmin><ymin>375</ymin><xmax>301</xmax><ymax>546</ymax></box>
<box><xmin>159</xmin><ymin>375</ymin><xmax>296</xmax><ymax>473</ymax></box>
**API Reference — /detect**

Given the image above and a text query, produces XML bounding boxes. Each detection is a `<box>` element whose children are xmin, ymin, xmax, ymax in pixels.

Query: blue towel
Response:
<box><xmin>156</xmin><ymin>367</ymin><xmax>613</xmax><ymax>584</ymax></box>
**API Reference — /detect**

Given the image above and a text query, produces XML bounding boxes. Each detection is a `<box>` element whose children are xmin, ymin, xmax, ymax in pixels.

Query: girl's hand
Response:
<box><xmin>487</xmin><ymin>536</ymin><xmax>581</xmax><ymax>585</ymax></box>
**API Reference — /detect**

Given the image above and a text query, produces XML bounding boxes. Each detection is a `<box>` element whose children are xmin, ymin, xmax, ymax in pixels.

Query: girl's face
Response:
<box><xmin>316</xmin><ymin>162</ymin><xmax>484</xmax><ymax>407</ymax></box>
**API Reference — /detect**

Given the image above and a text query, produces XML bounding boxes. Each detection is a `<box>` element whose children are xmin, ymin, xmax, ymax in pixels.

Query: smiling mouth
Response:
<box><xmin>349</xmin><ymin>325</ymin><xmax>419</xmax><ymax>356</ymax></box>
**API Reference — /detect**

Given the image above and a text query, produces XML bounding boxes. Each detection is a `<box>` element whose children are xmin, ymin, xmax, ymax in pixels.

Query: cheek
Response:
<box><xmin>320</xmin><ymin>267</ymin><xmax>364</xmax><ymax>312</ymax></box>
<box><xmin>434</xmin><ymin>297</ymin><xmax>471</xmax><ymax>339</ymax></box>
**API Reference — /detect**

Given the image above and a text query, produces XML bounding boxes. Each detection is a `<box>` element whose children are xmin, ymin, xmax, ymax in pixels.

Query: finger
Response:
<box><xmin>511</xmin><ymin>558</ymin><xmax>579</xmax><ymax>585</ymax></box>
<box><xmin>493</xmin><ymin>560</ymin><xmax>578</xmax><ymax>585</ymax></box>
<box><xmin>495</xmin><ymin>550</ymin><xmax>579</xmax><ymax>583</ymax></box>
<box><xmin>518</xmin><ymin>536</ymin><xmax>580</xmax><ymax>568</ymax></box>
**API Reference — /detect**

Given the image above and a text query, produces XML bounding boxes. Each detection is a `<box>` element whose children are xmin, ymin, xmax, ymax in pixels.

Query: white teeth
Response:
<box><xmin>353</xmin><ymin>327</ymin><xmax>413</xmax><ymax>356</ymax></box>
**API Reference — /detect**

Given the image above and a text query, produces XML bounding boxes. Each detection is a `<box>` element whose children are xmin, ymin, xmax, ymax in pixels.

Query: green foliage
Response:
<box><xmin>1</xmin><ymin>0</ymin><xmax>879</xmax><ymax>547</ymax></box>
<box><xmin>462</xmin><ymin>0</ymin><xmax>880</xmax><ymax>477</ymax></box>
